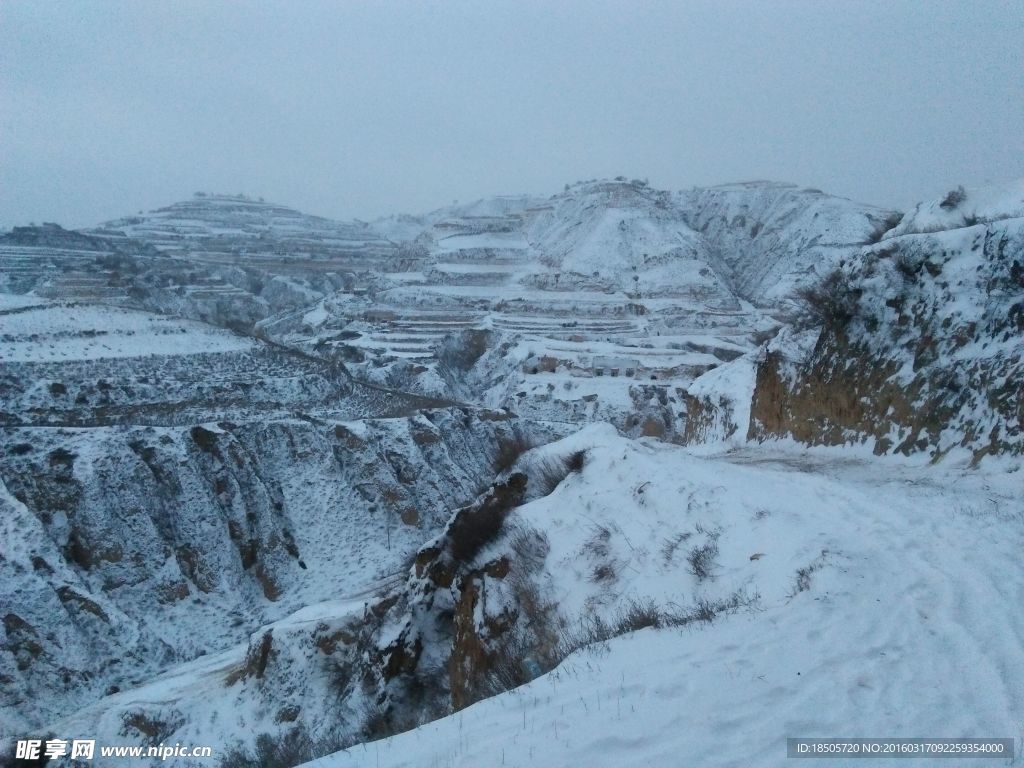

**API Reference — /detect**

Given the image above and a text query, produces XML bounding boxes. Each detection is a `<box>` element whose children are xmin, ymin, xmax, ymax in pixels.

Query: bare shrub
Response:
<box><xmin>939</xmin><ymin>185</ymin><xmax>967</xmax><ymax>210</ymax></box>
<box><xmin>558</xmin><ymin>591</ymin><xmax>760</xmax><ymax>657</ymax></box>
<box><xmin>190</xmin><ymin>425</ymin><xmax>220</xmax><ymax>454</ymax></box>
<box><xmin>446</xmin><ymin>473</ymin><xmax>527</xmax><ymax>563</ymax></box>
<box><xmin>590</xmin><ymin>562</ymin><xmax>617</xmax><ymax>584</ymax></box>
<box><xmin>789</xmin><ymin>549</ymin><xmax>830</xmax><ymax>597</ymax></box>
<box><xmin>565</xmin><ymin>448</ymin><xmax>586</xmax><ymax>473</ymax></box>
<box><xmin>479</xmin><ymin>623</ymin><xmax>541</xmax><ymax>697</ymax></box>
<box><xmin>794</xmin><ymin>567</ymin><xmax>814</xmax><ymax>593</ymax></box>
<box><xmin>355</xmin><ymin>689</ymin><xmax>450</xmax><ymax>744</ymax></box>
<box><xmin>121</xmin><ymin>711</ymin><xmax>183</xmax><ymax>746</ymax></box>
<box><xmin>492</xmin><ymin>431</ymin><xmax>535</xmax><ymax>475</ymax></box>
<box><xmin>582</xmin><ymin>524</ymin><xmax>611</xmax><ymax>559</ymax></box>
<box><xmin>686</xmin><ymin>540</ymin><xmax>719</xmax><ymax>581</ymax></box>
<box><xmin>893</xmin><ymin>250</ymin><xmax>922</xmax><ymax>280</ymax></box>
<box><xmin>507</xmin><ymin>523</ymin><xmax>550</xmax><ymax>573</ymax></box>
<box><xmin>792</xmin><ymin>268</ymin><xmax>862</xmax><ymax>329</ymax></box>
<box><xmin>532</xmin><ymin>449</ymin><xmax>587</xmax><ymax>496</ymax></box>
<box><xmin>666</xmin><ymin>590</ymin><xmax>760</xmax><ymax>625</ymax></box>
<box><xmin>358</xmin><ymin>706</ymin><xmax>393</xmax><ymax>743</ymax></box>
<box><xmin>558</xmin><ymin>613</ymin><xmax>617</xmax><ymax>651</ymax></box>
<box><xmin>478</xmin><ymin>578</ymin><xmax>563</xmax><ymax>698</ymax></box>
<box><xmin>865</xmin><ymin>211</ymin><xmax>904</xmax><ymax>243</ymax></box>
<box><xmin>661</xmin><ymin>531</ymin><xmax>693</xmax><ymax>565</ymax></box>
<box><xmin>218</xmin><ymin>726</ymin><xmax>355</xmax><ymax>768</ymax></box>
<box><xmin>473</xmin><ymin>587</ymin><xmax>762</xmax><ymax>712</ymax></box>
<box><xmin>689</xmin><ymin>598</ymin><xmax>720</xmax><ymax>623</ymax></box>
<box><xmin>615</xmin><ymin>598</ymin><xmax>663</xmax><ymax>632</ymax></box>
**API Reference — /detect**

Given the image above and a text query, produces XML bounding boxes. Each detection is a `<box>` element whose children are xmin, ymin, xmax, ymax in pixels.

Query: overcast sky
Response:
<box><xmin>1</xmin><ymin>0</ymin><xmax>1022</xmax><ymax>229</ymax></box>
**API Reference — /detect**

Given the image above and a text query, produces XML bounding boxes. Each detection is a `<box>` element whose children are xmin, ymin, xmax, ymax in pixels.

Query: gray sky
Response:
<box><xmin>2</xmin><ymin>0</ymin><xmax>1022</xmax><ymax>229</ymax></box>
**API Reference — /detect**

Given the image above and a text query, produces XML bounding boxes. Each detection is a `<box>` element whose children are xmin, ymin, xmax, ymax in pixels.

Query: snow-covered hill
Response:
<box><xmin>743</xmin><ymin>182</ymin><xmax>1024</xmax><ymax>460</ymax></box>
<box><xmin>681</xmin><ymin>181</ymin><xmax>899</xmax><ymax>305</ymax></box>
<box><xmin>98</xmin><ymin>193</ymin><xmax>393</xmax><ymax>260</ymax></box>
<box><xmin>2</xmin><ymin>176</ymin><xmax>1022</xmax><ymax>767</ymax></box>
<box><xmin>305</xmin><ymin>434</ymin><xmax>1024</xmax><ymax>768</ymax></box>
<box><xmin>263</xmin><ymin>179</ymin><xmax>822</xmax><ymax>438</ymax></box>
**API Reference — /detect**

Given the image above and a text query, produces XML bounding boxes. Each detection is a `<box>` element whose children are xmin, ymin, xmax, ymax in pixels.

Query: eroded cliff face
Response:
<box><xmin>0</xmin><ymin>408</ymin><xmax>533</xmax><ymax>729</ymax></box>
<box><xmin>102</xmin><ymin>471</ymin><xmax>554</xmax><ymax>761</ymax></box>
<box><xmin>748</xmin><ymin>216</ymin><xmax>1023</xmax><ymax>461</ymax></box>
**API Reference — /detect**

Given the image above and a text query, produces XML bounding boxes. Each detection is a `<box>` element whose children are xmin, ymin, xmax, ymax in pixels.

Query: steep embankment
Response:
<box><xmin>749</xmin><ymin>184</ymin><xmax>1023</xmax><ymax>461</ymax></box>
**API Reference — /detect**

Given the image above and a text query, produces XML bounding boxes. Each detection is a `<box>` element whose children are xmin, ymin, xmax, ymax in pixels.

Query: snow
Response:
<box><xmin>525</xmin><ymin>182</ymin><xmax>719</xmax><ymax>299</ymax></box>
<box><xmin>887</xmin><ymin>178</ymin><xmax>1024</xmax><ymax>238</ymax></box>
<box><xmin>681</xmin><ymin>181</ymin><xmax>893</xmax><ymax>305</ymax></box>
<box><xmin>436</xmin><ymin>232</ymin><xmax>529</xmax><ymax>252</ymax></box>
<box><xmin>303</xmin><ymin>301</ymin><xmax>329</xmax><ymax>327</ymax></box>
<box><xmin>307</xmin><ymin>437</ymin><xmax>1024</xmax><ymax>768</ymax></box>
<box><xmin>0</xmin><ymin>300</ymin><xmax>255</xmax><ymax>362</ymax></box>
<box><xmin>0</xmin><ymin>293</ymin><xmax>48</xmax><ymax>311</ymax></box>
<box><xmin>684</xmin><ymin>350</ymin><xmax>759</xmax><ymax>446</ymax></box>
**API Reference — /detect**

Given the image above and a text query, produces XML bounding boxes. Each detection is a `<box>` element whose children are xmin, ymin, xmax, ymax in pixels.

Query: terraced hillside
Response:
<box><xmin>0</xmin><ymin>297</ymin><xmax>451</xmax><ymax>427</ymax></box>
<box><xmin>96</xmin><ymin>193</ymin><xmax>406</xmax><ymax>284</ymax></box>
<box><xmin>0</xmin><ymin>179</ymin><xmax>931</xmax><ymax>441</ymax></box>
<box><xmin>2</xmin><ymin>195</ymin><xmax>405</xmax><ymax>332</ymax></box>
<box><xmin>266</xmin><ymin>179</ymin><xmax>888</xmax><ymax>437</ymax></box>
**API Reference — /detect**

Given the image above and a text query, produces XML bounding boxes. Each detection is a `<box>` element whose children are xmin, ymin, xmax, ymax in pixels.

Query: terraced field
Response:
<box><xmin>346</xmin><ymin>310</ymin><xmax>485</xmax><ymax>362</ymax></box>
<box><xmin>0</xmin><ymin>299</ymin><xmax>450</xmax><ymax>427</ymax></box>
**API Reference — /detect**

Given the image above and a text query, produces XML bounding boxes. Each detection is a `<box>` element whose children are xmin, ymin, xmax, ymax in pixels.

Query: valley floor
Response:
<box><xmin>305</xmin><ymin>443</ymin><xmax>1024</xmax><ymax>768</ymax></box>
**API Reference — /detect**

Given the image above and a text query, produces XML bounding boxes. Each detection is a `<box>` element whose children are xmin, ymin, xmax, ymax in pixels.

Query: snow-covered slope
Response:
<box><xmin>39</xmin><ymin>427</ymin><xmax>1021</xmax><ymax>767</ymax></box>
<box><xmin>0</xmin><ymin>299</ymin><xmax>254</xmax><ymax>363</ymax></box>
<box><xmin>0</xmin><ymin>401</ymin><xmax>541</xmax><ymax>731</ymax></box>
<box><xmin>886</xmin><ymin>179</ymin><xmax>1024</xmax><ymax>237</ymax></box>
<box><xmin>300</xmin><ymin>436</ymin><xmax>1024</xmax><ymax>768</ymax></box>
<box><xmin>681</xmin><ymin>181</ymin><xmax>898</xmax><ymax>305</ymax></box>
<box><xmin>524</xmin><ymin>180</ymin><xmax>733</xmax><ymax>302</ymax></box>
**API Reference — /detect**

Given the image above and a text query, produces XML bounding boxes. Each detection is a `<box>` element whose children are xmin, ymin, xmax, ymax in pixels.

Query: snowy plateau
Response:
<box><xmin>0</xmin><ymin>178</ymin><xmax>1022</xmax><ymax>767</ymax></box>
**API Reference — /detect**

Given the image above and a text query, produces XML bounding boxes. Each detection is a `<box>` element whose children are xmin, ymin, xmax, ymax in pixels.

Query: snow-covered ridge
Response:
<box><xmin>739</xmin><ymin>195</ymin><xmax>1024</xmax><ymax>460</ymax></box>
<box><xmin>885</xmin><ymin>178</ymin><xmax>1024</xmax><ymax>238</ymax></box>
<box><xmin>681</xmin><ymin>181</ymin><xmax>898</xmax><ymax>305</ymax></box>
